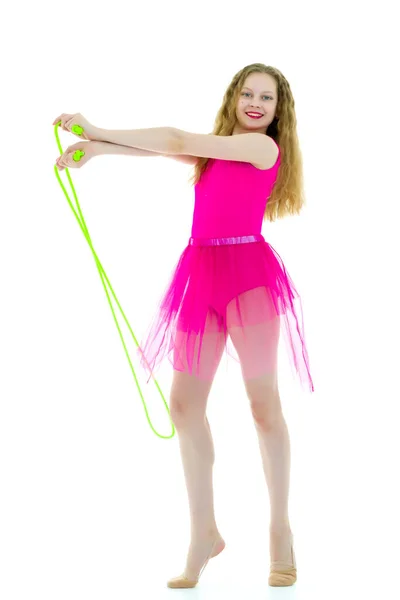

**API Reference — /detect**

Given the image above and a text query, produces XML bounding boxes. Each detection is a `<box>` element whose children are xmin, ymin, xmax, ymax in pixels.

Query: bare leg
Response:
<box><xmin>253</xmin><ymin>408</ymin><xmax>292</xmax><ymax>529</ymax></box>
<box><xmin>227</xmin><ymin>294</ymin><xmax>293</xmax><ymax>566</ymax></box>
<box><xmin>248</xmin><ymin>377</ymin><xmax>294</xmax><ymax>564</ymax></box>
<box><xmin>169</xmin><ymin>318</ymin><xmax>226</xmax><ymax>581</ymax></box>
<box><xmin>170</xmin><ymin>372</ymin><xmax>226</xmax><ymax>580</ymax></box>
<box><xmin>173</xmin><ymin>400</ymin><xmax>218</xmax><ymax>538</ymax></box>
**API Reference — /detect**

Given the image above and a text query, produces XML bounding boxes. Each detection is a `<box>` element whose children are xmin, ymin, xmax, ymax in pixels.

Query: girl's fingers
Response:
<box><xmin>53</xmin><ymin>113</ymin><xmax>71</xmax><ymax>127</ymax></box>
<box><xmin>53</xmin><ymin>114</ymin><xmax>65</xmax><ymax>125</ymax></box>
<box><xmin>57</xmin><ymin>154</ymin><xmax>77</xmax><ymax>170</ymax></box>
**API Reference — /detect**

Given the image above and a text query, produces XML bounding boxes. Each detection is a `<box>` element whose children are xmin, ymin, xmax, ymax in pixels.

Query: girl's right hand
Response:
<box><xmin>56</xmin><ymin>141</ymin><xmax>100</xmax><ymax>171</ymax></box>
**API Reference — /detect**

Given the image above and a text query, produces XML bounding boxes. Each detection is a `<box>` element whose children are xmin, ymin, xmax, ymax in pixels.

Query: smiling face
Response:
<box><xmin>232</xmin><ymin>72</ymin><xmax>278</xmax><ymax>136</ymax></box>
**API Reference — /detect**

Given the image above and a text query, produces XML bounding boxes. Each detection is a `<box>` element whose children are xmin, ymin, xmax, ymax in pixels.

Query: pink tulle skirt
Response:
<box><xmin>137</xmin><ymin>234</ymin><xmax>314</xmax><ymax>392</ymax></box>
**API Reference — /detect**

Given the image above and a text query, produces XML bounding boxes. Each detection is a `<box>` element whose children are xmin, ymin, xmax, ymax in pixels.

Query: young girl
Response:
<box><xmin>56</xmin><ymin>63</ymin><xmax>314</xmax><ymax>588</ymax></box>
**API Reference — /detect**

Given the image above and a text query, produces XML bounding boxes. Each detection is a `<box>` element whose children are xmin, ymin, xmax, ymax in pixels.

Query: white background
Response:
<box><xmin>1</xmin><ymin>0</ymin><xmax>399</xmax><ymax>598</ymax></box>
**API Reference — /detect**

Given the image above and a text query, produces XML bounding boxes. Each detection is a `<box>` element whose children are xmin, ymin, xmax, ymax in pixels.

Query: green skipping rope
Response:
<box><xmin>53</xmin><ymin>121</ymin><xmax>175</xmax><ymax>440</ymax></box>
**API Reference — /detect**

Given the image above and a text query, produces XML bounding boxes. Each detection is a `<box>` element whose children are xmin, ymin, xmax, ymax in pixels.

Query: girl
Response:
<box><xmin>56</xmin><ymin>63</ymin><xmax>314</xmax><ymax>588</ymax></box>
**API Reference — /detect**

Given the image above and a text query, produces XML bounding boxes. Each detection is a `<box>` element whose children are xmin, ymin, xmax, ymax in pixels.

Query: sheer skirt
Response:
<box><xmin>137</xmin><ymin>234</ymin><xmax>314</xmax><ymax>392</ymax></box>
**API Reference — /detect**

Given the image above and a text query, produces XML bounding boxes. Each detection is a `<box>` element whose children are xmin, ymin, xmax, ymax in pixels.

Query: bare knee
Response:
<box><xmin>251</xmin><ymin>402</ymin><xmax>283</xmax><ymax>430</ymax></box>
<box><xmin>169</xmin><ymin>370</ymin><xmax>211</xmax><ymax>427</ymax></box>
<box><xmin>245</xmin><ymin>373</ymin><xmax>282</xmax><ymax>429</ymax></box>
<box><xmin>169</xmin><ymin>395</ymin><xmax>194</xmax><ymax>426</ymax></box>
<box><xmin>169</xmin><ymin>396</ymin><xmax>208</xmax><ymax>429</ymax></box>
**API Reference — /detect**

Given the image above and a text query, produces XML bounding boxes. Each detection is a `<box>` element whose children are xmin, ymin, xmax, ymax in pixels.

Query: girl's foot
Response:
<box><xmin>167</xmin><ymin>531</ymin><xmax>225</xmax><ymax>588</ymax></box>
<box><xmin>184</xmin><ymin>532</ymin><xmax>225</xmax><ymax>580</ymax></box>
<box><xmin>269</xmin><ymin>526</ymin><xmax>297</xmax><ymax>586</ymax></box>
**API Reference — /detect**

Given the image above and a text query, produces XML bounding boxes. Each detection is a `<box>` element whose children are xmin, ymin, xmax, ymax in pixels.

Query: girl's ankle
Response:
<box><xmin>191</xmin><ymin>527</ymin><xmax>220</xmax><ymax>540</ymax></box>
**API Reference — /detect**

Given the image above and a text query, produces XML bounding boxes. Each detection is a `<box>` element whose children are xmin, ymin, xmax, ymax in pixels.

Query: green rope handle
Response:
<box><xmin>53</xmin><ymin>121</ymin><xmax>175</xmax><ymax>440</ymax></box>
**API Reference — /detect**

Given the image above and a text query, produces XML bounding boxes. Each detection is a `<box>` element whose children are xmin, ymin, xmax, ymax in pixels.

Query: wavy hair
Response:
<box><xmin>187</xmin><ymin>63</ymin><xmax>306</xmax><ymax>222</ymax></box>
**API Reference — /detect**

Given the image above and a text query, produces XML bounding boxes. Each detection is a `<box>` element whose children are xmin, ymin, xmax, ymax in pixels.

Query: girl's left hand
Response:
<box><xmin>52</xmin><ymin>112</ymin><xmax>100</xmax><ymax>141</ymax></box>
<box><xmin>55</xmin><ymin>141</ymin><xmax>99</xmax><ymax>171</ymax></box>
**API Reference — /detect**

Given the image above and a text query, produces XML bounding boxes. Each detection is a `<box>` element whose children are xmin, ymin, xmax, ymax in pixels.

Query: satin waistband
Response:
<box><xmin>189</xmin><ymin>234</ymin><xmax>264</xmax><ymax>247</ymax></box>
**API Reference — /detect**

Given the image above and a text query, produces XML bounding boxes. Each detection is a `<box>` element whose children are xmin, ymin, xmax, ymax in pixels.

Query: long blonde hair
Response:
<box><xmin>188</xmin><ymin>63</ymin><xmax>306</xmax><ymax>222</ymax></box>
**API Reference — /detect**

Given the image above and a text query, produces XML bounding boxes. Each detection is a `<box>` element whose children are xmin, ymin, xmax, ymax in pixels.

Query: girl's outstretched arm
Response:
<box><xmin>96</xmin><ymin>126</ymin><xmax>180</xmax><ymax>155</ymax></box>
<box><xmin>96</xmin><ymin>125</ymin><xmax>277</xmax><ymax>169</ymax></box>
<box><xmin>95</xmin><ymin>141</ymin><xmax>197</xmax><ymax>164</ymax></box>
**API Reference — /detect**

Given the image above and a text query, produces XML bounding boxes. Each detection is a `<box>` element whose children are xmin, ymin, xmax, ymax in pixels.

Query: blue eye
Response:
<box><xmin>242</xmin><ymin>92</ymin><xmax>272</xmax><ymax>100</ymax></box>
